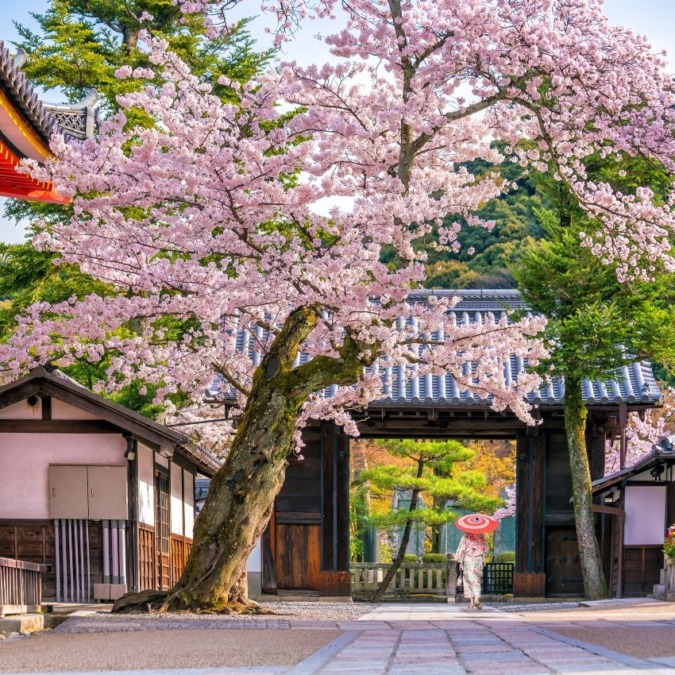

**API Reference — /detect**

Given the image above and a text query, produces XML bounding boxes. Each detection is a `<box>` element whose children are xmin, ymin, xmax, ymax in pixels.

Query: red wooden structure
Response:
<box><xmin>0</xmin><ymin>41</ymin><xmax>97</xmax><ymax>203</ymax></box>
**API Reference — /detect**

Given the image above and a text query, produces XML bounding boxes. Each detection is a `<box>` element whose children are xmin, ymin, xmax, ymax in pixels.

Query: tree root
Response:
<box><xmin>112</xmin><ymin>589</ymin><xmax>170</xmax><ymax>614</ymax></box>
<box><xmin>111</xmin><ymin>589</ymin><xmax>273</xmax><ymax>615</ymax></box>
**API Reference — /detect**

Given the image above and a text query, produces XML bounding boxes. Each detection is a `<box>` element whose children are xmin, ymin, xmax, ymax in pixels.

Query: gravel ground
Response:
<box><xmin>491</xmin><ymin>601</ymin><xmax>582</xmax><ymax>613</ymax></box>
<box><xmin>52</xmin><ymin>601</ymin><xmax>377</xmax><ymax>634</ymax></box>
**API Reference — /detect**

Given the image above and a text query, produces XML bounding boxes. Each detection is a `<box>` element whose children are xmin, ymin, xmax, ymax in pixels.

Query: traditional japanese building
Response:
<box><xmin>0</xmin><ymin>367</ymin><xmax>220</xmax><ymax>605</ymax></box>
<box><xmin>248</xmin><ymin>290</ymin><xmax>663</xmax><ymax>598</ymax></box>
<box><xmin>593</xmin><ymin>445</ymin><xmax>675</xmax><ymax>598</ymax></box>
<box><xmin>0</xmin><ymin>40</ymin><xmax>97</xmax><ymax>203</ymax></box>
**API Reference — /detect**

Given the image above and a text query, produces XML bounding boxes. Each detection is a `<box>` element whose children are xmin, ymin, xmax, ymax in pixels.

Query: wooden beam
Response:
<box><xmin>0</xmin><ymin>381</ymin><xmax>41</xmax><ymax>411</ymax></box>
<box><xmin>41</xmin><ymin>395</ymin><xmax>52</xmax><ymax>421</ymax></box>
<box><xmin>0</xmin><ymin>420</ymin><xmax>122</xmax><ymax>433</ymax></box>
<box><xmin>38</xmin><ymin>380</ymin><xmax>180</xmax><ymax>449</ymax></box>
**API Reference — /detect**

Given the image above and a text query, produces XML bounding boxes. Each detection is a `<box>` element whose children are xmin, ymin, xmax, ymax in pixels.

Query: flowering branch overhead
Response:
<box><xmin>4</xmin><ymin>0</ymin><xmax>674</xmax><ymax>448</ymax></box>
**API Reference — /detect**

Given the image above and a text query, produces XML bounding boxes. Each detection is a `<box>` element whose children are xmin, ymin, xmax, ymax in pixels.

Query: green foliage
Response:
<box><xmin>13</xmin><ymin>0</ymin><xmax>272</xmax><ymax>105</ymax></box>
<box><xmin>514</xmin><ymin>179</ymin><xmax>675</xmax><ymax>382</ymax></box>
<box><xmin>494</xmin><ymin>551</ymin><xmax>515</xmax><ymax>564</ymax></box>
<box><xmin>355</xmin><ymin>439</ymin><xmax>503</xmax><ymax>552</ymax></box>
<box><xmin>1</xmin><ymin>1</ymin><xmax>271</xmax><ymax>413</ymax></box>
<box><xmin>421</xmin><ymin>553</ymin><xmax>448</xmax><ymax>564</ymax></box>
<box><xmin>380</xmin><ymin>542</ymin><xmax>393</xmax><ymax>563</ymax></box>
<box><xmin>392</xmin><ymin>145</ymin><xmax>554</xmax><ymax>289</ymax></box>
<box><xmin>401</xmin><ymin>554</ymin><xmax>418</xmax><ymax>564</ymax></box>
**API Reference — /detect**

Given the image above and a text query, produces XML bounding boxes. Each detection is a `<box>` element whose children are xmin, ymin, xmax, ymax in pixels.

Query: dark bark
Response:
<box><xmin>564</xmin><ymin>376</ymin><xmax>608</xmax><ymax>600</ymax></box>
<box><xmin>113</xmin><ymin>306</ymin><xmax>369</xmax><ymax>614</ymax></box>
<box><xmin>370</xmin><ymin>460</ymin><xmax>425</xmax><ymax>602</ymax></box>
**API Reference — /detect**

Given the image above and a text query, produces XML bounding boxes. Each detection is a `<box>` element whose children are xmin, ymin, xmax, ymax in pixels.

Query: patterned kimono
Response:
<box><xmin>455</xmin><ymin>534</ymin><xmax>488</xmax><ymax>600</ymax></box>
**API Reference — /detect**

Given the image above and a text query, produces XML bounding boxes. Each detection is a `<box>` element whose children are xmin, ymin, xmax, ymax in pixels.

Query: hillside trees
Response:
<box><xmin>4</xmin><ymin>0</ymin><xmax>675</xmax><ymax>612</ymax></box>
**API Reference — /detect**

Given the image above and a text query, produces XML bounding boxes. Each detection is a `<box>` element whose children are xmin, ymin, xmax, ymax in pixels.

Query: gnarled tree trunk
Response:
<box><xmin>564</xmin><ymin>376</ymin><xmax>608</xmax><ymax>600</ymax></box>
<box><xmin>113</xmin><ymin>306</ymin><xmax>368</xmax><ymax>613</ymax></box>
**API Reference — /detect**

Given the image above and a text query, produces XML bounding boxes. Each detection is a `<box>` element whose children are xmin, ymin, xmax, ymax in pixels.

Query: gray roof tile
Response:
<box><xmin>210</xmin><ymin>289</ymin><xmax>662</xmax><ymax>409</ymax></box>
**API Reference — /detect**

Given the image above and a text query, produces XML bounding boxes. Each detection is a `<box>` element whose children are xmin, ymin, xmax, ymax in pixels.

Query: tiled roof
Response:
<box><xmin>0</xmin><ymin>367</ymin><xmax>221</xmax><ymax>475</ymax></box>
<box><xmin>592</xmin><ymin>444</ymin><xmax>675</xmax><ymax>492</ymax></box>
<box><xmin>216</xmin><ymin>289</ymin><xmax>662</xmax><ymax>409</ymax></box>
<box><xmin>0</xmin><ymin>41</ymin><xmax>97</xmax><ymax>144</ymax></box>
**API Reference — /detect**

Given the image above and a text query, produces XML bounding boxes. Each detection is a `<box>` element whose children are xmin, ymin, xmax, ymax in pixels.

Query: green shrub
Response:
<box><xmin>421</xmin><ymin>553</ymin><xmax>447</xmax><ymax>564</ymax></box>
<box><xmin>494</xmin><ymin>551</ymin><xmax>515</xmax><ymax>564</ymax></box>
<box><xmin>402</xmin><ymin>554</ymin><xmax>419</xmax><ymax>563</ymax></box>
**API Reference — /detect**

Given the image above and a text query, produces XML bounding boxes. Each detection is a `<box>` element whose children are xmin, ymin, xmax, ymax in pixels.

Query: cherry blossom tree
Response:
<box><xmin>606</xmin><ymin>389</ymin><xmax>675</xmax><ymax>475</ymax></box>
<box><xmin>3</xmin><ymin>0</ymin><xmax>675</xmax><ymax>611</ymax></box>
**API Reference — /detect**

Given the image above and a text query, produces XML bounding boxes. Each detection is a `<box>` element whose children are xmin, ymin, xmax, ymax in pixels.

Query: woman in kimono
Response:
<box><xmin>455</xmin><ymin>532</ymin><xmax>488</xmax><ymax>609</ymax></box>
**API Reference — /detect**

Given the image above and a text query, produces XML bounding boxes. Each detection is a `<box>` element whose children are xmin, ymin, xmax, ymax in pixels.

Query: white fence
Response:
<box><xmin>351</xmin><ymin>558</ymin><xmax>458</xmax><ymax>598</ymax></box>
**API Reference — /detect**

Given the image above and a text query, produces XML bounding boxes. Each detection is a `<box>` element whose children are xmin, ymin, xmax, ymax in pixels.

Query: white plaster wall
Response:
<box><xmin>0</xmin><ymin>399</ymin><xmax>42</xmax><ymax>419</ymax></box>
<box><xmin>170</xmin><ymin>462</ymin><xmax>184</xmax><ymax>536</ymax></box>
<box><xmin>184</xmin><ymin>472</ymin><xmax>194</xmax><ymax>539</ymax></box>
<box><xmin>247</xmin><ymin>538</ymin><xmax>262</xmax><ymax>573</ymax></box>
<box><xmin>155</xmin><ymin>453</ymin><xmax>169</xmax><ymax>469</ymax></box>
<box><xmin>0</xmin><ymin>433</ymin><xmax>126</xmax><ymax>519</ymax></box>
<box><xmin>51</xmin><ymin>399</ymin><xmax>100</xmax><ymax>420</ymax></box>
<box><xmin>625</xmin><ymin>485</ymin><xmax>667</xmax><ymax>545</ymax></box>
<box><xmin>137</xmin><ymin>442</ymin><xmax>154</xmax><ymax>526</ymax></box>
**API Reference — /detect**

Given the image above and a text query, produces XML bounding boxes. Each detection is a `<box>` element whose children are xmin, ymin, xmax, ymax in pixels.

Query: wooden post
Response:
<box><xmin>514</xmin><ymin>431</ymin><xmax>546</xmax><ymax>596</ymax></box>
<box><xmin>445</xmin><ymin>554</ymin><xmax>457</xmax><ymax>603</ymax></box>
<box><xmin>619</xmin><ymin>403</ymin><xmax>628</xmax><ymax>470</ymax></box>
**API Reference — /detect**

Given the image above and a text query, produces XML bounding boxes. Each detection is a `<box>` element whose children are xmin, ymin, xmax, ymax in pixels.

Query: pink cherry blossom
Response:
<box><xmin>5</xmin><ymin>0</ymin><xmax>674</xmax><ymax>447</ymax></box>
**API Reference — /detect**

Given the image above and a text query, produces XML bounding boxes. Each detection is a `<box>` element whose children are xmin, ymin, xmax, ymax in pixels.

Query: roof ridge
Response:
<box><xmin>0</xmin><ymin>40</ymin><xmax>54</xmax><ymax>145</ymax></box>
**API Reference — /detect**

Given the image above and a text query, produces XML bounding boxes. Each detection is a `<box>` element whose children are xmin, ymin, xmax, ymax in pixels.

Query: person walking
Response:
<box><xmin>455</xmin><ymin>532</ymin><xmax>488</xmax><ymax>609</ymax></box>
<box><xmin>454</xmin><ymin>513</ymin><xmax>498</xmax><ymax>610</ymax></box>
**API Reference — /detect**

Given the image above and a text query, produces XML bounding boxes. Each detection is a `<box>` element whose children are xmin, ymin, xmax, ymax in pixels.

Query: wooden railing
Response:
<box><xmin>0</xmin><ymin>556</ymin><xmax>46</xmax><ymax>616</ymax></box>
<box><xmin>351</xmin><ymin>557</ymin><xmax>458</xmax><ymax>599</ymax></box>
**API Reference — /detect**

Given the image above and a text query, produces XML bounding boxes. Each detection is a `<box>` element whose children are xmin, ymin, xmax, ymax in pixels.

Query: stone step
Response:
<box><xmin>0</xmin><ymin>613</ymin><xmax>44</xmax><ymax>635</ymax></box>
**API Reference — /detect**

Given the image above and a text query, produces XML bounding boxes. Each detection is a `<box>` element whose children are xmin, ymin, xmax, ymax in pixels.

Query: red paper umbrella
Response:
<box><xmin>455</xmin><ymin>513</ymin><xmax>499</xmax><ymax>534</ymax></box>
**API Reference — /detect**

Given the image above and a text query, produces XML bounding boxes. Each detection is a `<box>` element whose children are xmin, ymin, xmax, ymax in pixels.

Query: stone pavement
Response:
<box><xmin>2</xmin><ymin>601</ymin><xmax>675</xmax><ymax>674</ymax></box>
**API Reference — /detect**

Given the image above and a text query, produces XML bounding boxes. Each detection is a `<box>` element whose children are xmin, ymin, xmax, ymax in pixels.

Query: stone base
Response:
<box><xmin>93</xmin><ymin>583</ymin><xmax>127</xmax><ymax>601</ymax></box>
<box><xmin>0</xmin><ymin>614</ymin><xmax>44</xmax><ymax>635</ymax></box>
<box><xmin>513</xmin><ymin>572</ymin><xmax>546</xmax><ymax>597</ymax></box>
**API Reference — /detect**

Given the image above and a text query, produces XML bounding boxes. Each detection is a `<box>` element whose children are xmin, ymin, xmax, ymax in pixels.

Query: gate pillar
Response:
<box><xmin>514</xmin><ymin>430</ymin><xmax>546</xmax><ymax>596</ymax></box>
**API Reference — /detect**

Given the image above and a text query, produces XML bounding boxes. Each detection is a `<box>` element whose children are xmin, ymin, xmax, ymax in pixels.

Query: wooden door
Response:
<box><xmin>275</xmin><ymin>523</ymin><xmax>321</xmax><ymax>591</ymax></box>
<box><xmin>546</xmin><ymin>527</ymin><xmax>584</xmax><ymax>596</ymax></box>
<box><xmin>154</xmin><ymin>469</ymin><xmax>170</xmax><ymax>591</ymax></box>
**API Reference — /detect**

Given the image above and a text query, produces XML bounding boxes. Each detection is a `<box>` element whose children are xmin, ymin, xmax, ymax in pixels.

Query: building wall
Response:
<box><xmin>625</xmin><ymin>485</ymin><xmax>667</xmax><ymax>545</ymax></box>
<box><xmin>184</xmin><ymin>472</ymin><xmax>195</xmax><ymax>540</ymax></box>
<box><xmin>0</xmin><ymin>434</ymin><xmax>126</xmax><ymax>519</ymax></box>
<box><xmin>51</xmin><ymin>399</ymin><xmax>100</xmax><ymax>420</ymax></box>
<box><xmin>0</xmin><ymin>399</ymin><xmax>42</xmax><ymax>420</ymax></box>
<box><xmin>247</xmin><ymin>538</ymin><xmax>262</xmax><ymax>597</ymax></box>
<box><xmin>137</xmin><ymin>442</ymin><xmax>154</xmax><ymax>526</ymax></box>
<box><xmin>170</xmin><ymin>462</ymin><xmax>184</xmax><ymax>536</ymax></box>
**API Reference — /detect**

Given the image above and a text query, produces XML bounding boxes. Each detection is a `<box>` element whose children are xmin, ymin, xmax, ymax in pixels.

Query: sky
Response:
<box><xmin>0</xmin><ymin>0</ymin><xmax>673</xmax><ymax>243</ymax></box>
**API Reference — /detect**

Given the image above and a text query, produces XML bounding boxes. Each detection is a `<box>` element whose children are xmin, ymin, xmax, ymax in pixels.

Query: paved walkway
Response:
<box><xmin>2</xmin><ymin>601</ymin><xmax>675</xmax><ymax>674</ymax></box>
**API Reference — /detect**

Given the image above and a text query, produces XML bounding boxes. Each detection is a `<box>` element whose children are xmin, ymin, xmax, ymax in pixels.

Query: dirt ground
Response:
<box><xmin>518</xmin><ymin>601</ymin><xmax>675</xmax><ymax>660</ymax></box>
<box><xmin>0</xmin><ymin>629</ymin><xmax>340</xmax><ymax>673</ymax></box>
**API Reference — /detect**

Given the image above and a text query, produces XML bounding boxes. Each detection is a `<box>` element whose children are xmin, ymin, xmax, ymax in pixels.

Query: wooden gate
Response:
<box><xmin>546</xmin><ymin>526</ymin><xmax>583</xmax><ymax>596</ymax></box>
<box><xmin>275</xmin><ymin>521</ymin><xmax>322</xmax><ymax>591</ymax></box>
